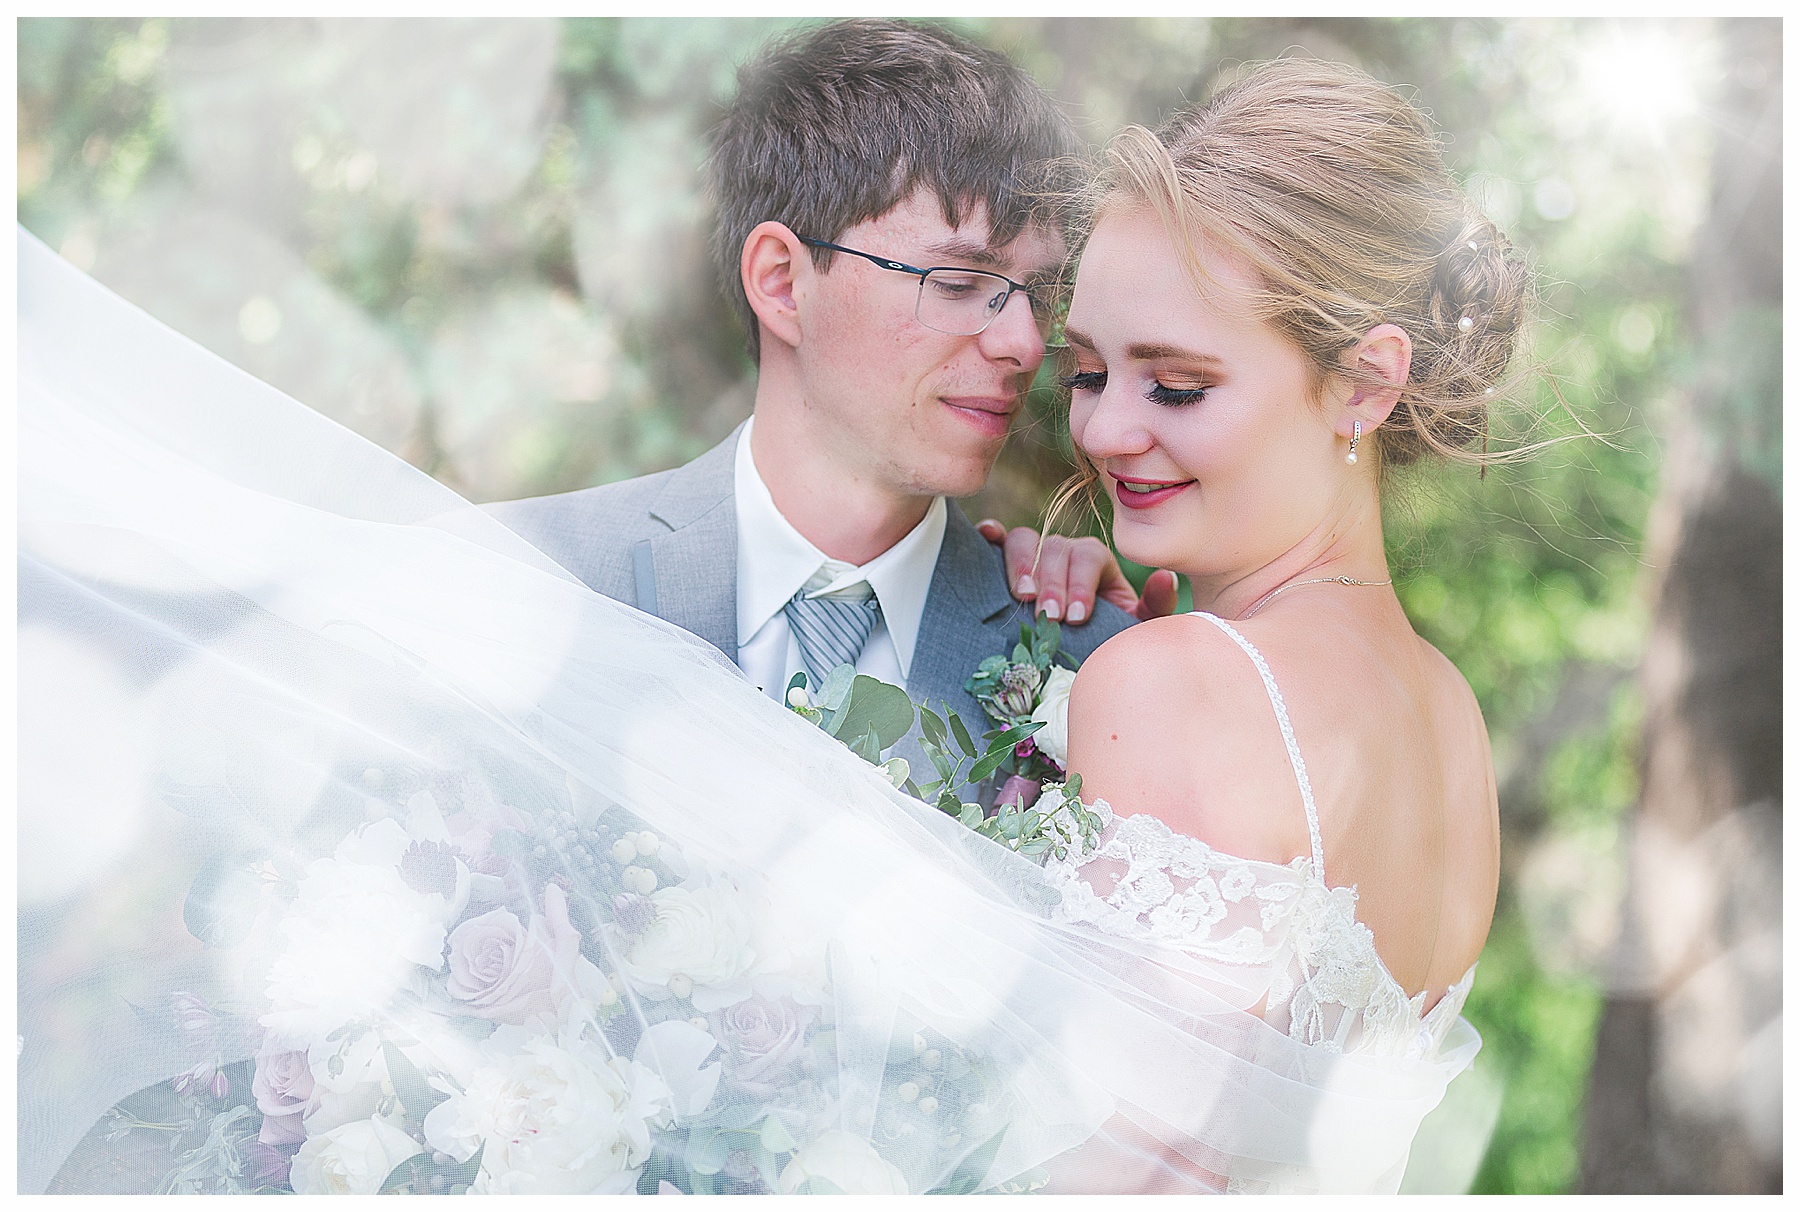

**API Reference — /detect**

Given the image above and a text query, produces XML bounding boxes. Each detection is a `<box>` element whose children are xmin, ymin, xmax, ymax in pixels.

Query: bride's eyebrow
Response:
<box><xmin>1062</xmin><ymin>326</ymin><xmax>1097</xmax><ymax>350</ymax></box>
<box><xmin>1127</xmin><ymin>342</ymin><xmax>1221</xmax><ymax>368</ymax></box>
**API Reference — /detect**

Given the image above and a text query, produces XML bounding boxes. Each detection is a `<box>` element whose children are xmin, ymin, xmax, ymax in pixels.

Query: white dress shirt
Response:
<box><xmin>734</xmin><ymin>417</ymin><xmax>947</xmax><ymax>700</ymax></box>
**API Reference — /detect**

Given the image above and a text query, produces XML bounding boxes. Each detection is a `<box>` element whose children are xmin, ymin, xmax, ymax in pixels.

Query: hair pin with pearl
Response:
<box><xmin>1458</xmin><ymin>315</ymin><xmax>1474</xmax><ymax>330</ymax></box>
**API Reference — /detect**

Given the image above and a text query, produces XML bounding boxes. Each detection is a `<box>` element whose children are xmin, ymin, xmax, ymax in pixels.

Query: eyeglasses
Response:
<box><xmin>796</xmin><ymin>236</ymin><xmax>1071</xmax><ymax>346</ymax></box>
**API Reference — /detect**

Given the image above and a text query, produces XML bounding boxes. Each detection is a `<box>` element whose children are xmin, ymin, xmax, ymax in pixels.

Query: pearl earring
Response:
<box><xmin>1346</xmin><ymin>419</ymin><xmax>1362</xmax><ymax>466</ymax></box>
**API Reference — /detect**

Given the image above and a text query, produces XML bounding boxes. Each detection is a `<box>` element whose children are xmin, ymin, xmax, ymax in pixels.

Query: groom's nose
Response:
<box><xmin>974</xmin><ymin>290</ymin><xmax>1046</xmax><ymax>371</ymax></box>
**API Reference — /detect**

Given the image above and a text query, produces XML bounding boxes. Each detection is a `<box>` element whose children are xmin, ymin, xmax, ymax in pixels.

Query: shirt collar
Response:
<box><xmin>734</xmin><ymin>417</ymin><xmax>946</xmax><ymax>679</ymax></box>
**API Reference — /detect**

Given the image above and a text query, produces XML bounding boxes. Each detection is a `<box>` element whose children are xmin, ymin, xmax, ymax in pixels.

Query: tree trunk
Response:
<box><xmin>1580</xmin><ymin>18</ymin><xmax>1781</xmax><ymax>1194</ymax></box>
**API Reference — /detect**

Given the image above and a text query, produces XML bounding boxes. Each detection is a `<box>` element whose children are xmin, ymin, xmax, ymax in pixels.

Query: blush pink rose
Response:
<box><xmin>720</xmin><ymin>995</ymin><xmax>816</xmax><ymax>1097</ymax></box>
<box><xmin>253</xmin><ymin>1042</ymin><xmax>317</xmax><ymax>1146</ymax></box>
<box><xmin>445</xmin><ymin>883</ymin><xmax>596</xmax><ymax>1023</ymax></box>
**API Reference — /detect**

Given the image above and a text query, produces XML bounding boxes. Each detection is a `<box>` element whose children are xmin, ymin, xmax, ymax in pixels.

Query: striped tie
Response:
<box><xmin>784</xmin><ymin>571</ymin><xmax>880</xmax><ymax>695</ymax></box>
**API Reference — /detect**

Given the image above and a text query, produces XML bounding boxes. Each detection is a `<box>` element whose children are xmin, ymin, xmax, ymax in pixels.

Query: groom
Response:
<box><xmin>491</xmin><ymin>19</ymin><xmax>1168</xmax><ymax>765</ymax></box>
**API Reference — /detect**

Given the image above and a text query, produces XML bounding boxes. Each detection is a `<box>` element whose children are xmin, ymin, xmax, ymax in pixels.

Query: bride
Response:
<box><xmin>21</xmin><ymin>59</ymin><xmax>1514</xmax><ymax>1195</ymax></box>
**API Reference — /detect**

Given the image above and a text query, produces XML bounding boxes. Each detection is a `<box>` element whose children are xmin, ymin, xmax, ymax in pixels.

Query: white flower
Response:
<box><xmin>777</xmin><ymin>1130</ymin><xmax>910</xmax><ymax>1194</ymax></box>
<box><xmin>632</xmin><ymin>1019</ymin><xmax>722</xmax><ymax>1118</ymax></box>
<box><xmin>262</xmin><ymin>819</ymin><xmax>451</xmax><ymax>1041</ymax></box>
<box><xmin>290</xmin><ymin>1115</ymin><xmax>421</xmax><ymax>1195</ymax></box>
<box><xmin>1029</xmin><ymin>666</ymin><xmax>1078</xmax><ymax>768</ymax></box>
<box><xmin>619</xmin><ymin>880</ymin><xmax>758</xmax><ymax>1011</ymax></box>
<box><xmin>423</xmin><ymin>1023</ymin><xmax>674</xmax><ymax>1194</ymax></box>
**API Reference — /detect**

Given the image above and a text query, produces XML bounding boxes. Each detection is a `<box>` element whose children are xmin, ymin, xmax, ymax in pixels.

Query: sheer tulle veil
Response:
<box><xmin>18</xmin><ymin>229</ymin><xmax>1477</xmax><ymax>1194</ymax></box>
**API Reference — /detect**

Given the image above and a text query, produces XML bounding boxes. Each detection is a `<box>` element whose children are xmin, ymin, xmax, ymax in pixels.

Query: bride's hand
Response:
<box><xmin>979</xmin><ymin>519</ymin><xmax>1180</xmax><ymax>623</ymax></box>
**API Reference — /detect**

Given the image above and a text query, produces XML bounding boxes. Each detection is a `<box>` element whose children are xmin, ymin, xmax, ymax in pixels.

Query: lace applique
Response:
<box><xmin>1045</xmin><ymin>801</ymin><xmax>1475</xmax><ymax>1061</ymax></box>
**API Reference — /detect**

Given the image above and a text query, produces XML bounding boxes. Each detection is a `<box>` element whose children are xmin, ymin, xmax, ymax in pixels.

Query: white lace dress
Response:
<box><xmin>1042</xmin><ymin>612</ymin><xmax>1475</xmax><ymax>1063</ymax></box>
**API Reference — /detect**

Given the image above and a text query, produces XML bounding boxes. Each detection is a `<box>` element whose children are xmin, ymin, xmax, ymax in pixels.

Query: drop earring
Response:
<box><xmin>1345</xmin><ymin>419</ymin><xmax>1362</xmax><ymax>465</ymax></box>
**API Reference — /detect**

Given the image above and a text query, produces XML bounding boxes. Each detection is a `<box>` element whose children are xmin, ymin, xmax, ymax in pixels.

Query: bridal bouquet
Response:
<box><xmin>124</xmin><ymin>778</ymin><xmax>1030</xmax><ymax>1195</ymax></box>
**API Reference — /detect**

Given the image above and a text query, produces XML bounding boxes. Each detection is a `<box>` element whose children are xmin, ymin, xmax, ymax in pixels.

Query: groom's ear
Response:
<box><xmin>741</xmin><ymin>222</ymin><xmax>807</xmax><ymax>355</ymax></box>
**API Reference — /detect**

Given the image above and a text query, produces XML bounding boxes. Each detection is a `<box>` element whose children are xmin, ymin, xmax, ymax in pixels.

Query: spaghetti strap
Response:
<box><xmin>1190</xmin><ymin>611</ymin><xmax>1326</xmax><ymax>879</ymax></box>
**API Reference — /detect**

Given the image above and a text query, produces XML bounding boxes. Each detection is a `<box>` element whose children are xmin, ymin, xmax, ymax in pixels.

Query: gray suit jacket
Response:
<box><xmin>487</xmin><ymin>425</ymin><xmax>1134</xmax><ymax>776</ymax></box>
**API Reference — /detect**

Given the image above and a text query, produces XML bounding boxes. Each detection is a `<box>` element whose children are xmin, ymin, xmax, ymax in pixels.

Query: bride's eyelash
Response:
<box><xmin>1059</xmin><ymin>370</ymin><xmax>1106</xmax><ymax>393</ymax></box>
<box><xmin>1148</xmin><ymin>382</ymin><xmax>1207</xmax><ymax>407</ymax></box>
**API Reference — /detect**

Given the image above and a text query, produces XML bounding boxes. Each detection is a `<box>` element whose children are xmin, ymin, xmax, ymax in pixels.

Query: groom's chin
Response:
<box><xmin>912</xmin><ymin>445</ymin><xmax>1007</xmax><ymax>500</ymax></box>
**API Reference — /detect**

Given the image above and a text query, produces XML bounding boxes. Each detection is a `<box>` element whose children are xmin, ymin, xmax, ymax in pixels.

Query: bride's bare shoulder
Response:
<box><xmin>1065</xmin><ymin>615</ymin><xmax>1312</xmax><ymax>864</ymax></box>
<box><xmin>1069</xmin><ymin>614</ymin><xmax>1251</xmax><ymax>719</ymax></box>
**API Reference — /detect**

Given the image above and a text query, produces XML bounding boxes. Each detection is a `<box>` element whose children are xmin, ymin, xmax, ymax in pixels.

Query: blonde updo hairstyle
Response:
<box><xmin>1076</xmin><ymin>57</ymin><xmax>1530</xmax><ymax>471</ymax></box>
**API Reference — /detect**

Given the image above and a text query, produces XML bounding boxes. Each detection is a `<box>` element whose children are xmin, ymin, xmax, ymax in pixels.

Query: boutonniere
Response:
<box><xmin>786</xmin><ymin>648</ymin><xmax>1100</xmax><ymax>864</ymax></box>
<box><xmin>963</xmin><ymin>616</ymin><xmax>1078</xmax><ymax>810</ymax></box>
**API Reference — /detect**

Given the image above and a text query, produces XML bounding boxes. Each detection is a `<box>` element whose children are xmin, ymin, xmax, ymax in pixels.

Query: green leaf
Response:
<box><xmin>918</xmin><ymin>705</ymin><xmax>947</xmax><ymax>749</ymax></box>
<box><xmin>880</xmin><ymin>756</ymin><xmax>910</xmax><ymax>788</ymax></box>
<box><xmin>786</xmin><ymin>670</ymin><xmax>808</xmax><ymax>696</ymax></box>
<box><xmin>759</xmin><ymin>1113</ymin><xmax>797</xmax><ymax>1154</ymax></box>
<box><xmin>959</xmin><ymin>801</ymin><xmax>985</xmax><ymax>828</ymax></box>
<box><xmin>382</xmin><ymin>1040</ymin><xmax>448</xmax><ymax>1124</ymax></box>
<box><xmin>383</xmin><ymin>1142</ymin><xmax>483</xmax><ymax>1195</ymax></box>
<box><xmin>966</xmin><ymin>750</ymin><xmax>1009</xmax><ymax>786</ymax></box>
<box><xmin>917</xmin><ymin>737</ymin><xmax>954</xmax><ymax>786</ymax></box>
<box><xmin>818</xmin><ymin>663</ymin><xmax>857</xmax><ymax>714</ymax></box>
<box><xmin>849</xmin><ymin>728</ymin><xmax>883</xmax><ymax>764</ymax></box>
<box><xmin>928</xmin><ymin>1127</ymin><xmax>1008</xmax><ymax>1195</ymax></box>
<box><xmin>687</xmin><ymin>1123</ymin><xmax>731</xmax><ymax>1175</ymax></box>
<box><xmin>948</xmin><ymin>710</ymin><xmax>978</xmax><ymax>760</ymax></box>
<box><xmin>827</xmin><ymin>676</ymin><xmax>915</xmax><ymax>750</ymax></box>
<box><xmin>379</xmin><ymin>1153</ymin><xmax>432</xmax><ymax>1194</ymax></box>
<box><xmin>1033</xmin><ymin>618</ymin><xmax>1062</xmax><ymax>665</ymax></box>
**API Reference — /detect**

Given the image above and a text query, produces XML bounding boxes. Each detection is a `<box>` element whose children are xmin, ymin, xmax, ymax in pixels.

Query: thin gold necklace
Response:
<box><xmin>1241</xmin><ymin>574</ymin><xmax>1393</xmax><ymax>619</ymax></box>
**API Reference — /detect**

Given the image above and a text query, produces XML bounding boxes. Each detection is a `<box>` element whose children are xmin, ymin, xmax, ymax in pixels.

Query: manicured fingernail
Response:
<box><xmin>1042</xmin><ymin>599</ymin><xmax>1062</xmax><ymax>620</ymax></box>
<box><xmin>1017</xmin><ymin>575</ymin><xmax>1037</xmax><ymax>597</ymax></box>
<box><xmin>1066</xmin><ymin>600</ymin><xmax>1087</xmax><ymax>622</ymax></box>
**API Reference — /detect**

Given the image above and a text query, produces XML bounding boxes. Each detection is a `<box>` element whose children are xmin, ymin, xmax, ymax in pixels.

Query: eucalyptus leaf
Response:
<box><xmin>759</xmin><ymin>1113</ymin><xmax>797</xmax><ymax>1154</ymax></box>
<box><xmin>849</xmin><ymin>728</ymin><xmax>883</xmax><ymax>764</ymax></box>
<box><xmin>687</xmin><ymin>1124</ymin><xmax>730</xmax><ymax>1175</ymax></box>
<box><xmin>918</xmin><ymin>704</ymin><xmax>947</xmax><ymax>749</ymax></box>
<box><xmin>382</xmin><ymin>1040</ymin><xmax>448</xmax><ymax>1124</ymax></box>
<box><xmin>928</xmin><ymin>1127</ymin><xmax>1008</xmax><ymax>1195</ymax></box>
<box><xmin>828</xmin><ymin>676</ymin><xmax>915</xmax><ymax>749</ymax></box>
<box><xmin>378</xmin><ymin>1153</ymin><xmax>432</xmax><ymax>1194</ymax></box>
<box><xmin>948</xmin><ymin>711</ymin><xmax>978</xmax><ymax>760</ymax></box>
<box><xmin>818</xmin><ymin>663</ymin><xmax>857</xmax><ymax>714</ymax></box>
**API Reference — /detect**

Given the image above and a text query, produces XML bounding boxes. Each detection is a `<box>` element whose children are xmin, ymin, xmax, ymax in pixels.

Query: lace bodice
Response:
<box><xmin>1043</xmin><ymin>612</ymin><xmax>1474</xmax><ymax>1061</ymax></box>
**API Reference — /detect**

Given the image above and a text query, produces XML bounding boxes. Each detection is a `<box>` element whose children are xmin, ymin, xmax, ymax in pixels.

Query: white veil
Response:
<box><xmin>18</xmin><ymin>229</ymin><xmax>1476</xmax><ymax>1195</ymax></box>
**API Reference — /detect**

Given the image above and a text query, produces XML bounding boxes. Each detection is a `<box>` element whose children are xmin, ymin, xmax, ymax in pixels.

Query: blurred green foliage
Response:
<box><xmin>19</xmin><ymin>17</ymin><xmax>1711</xmax><ymax>1192</ymax></box>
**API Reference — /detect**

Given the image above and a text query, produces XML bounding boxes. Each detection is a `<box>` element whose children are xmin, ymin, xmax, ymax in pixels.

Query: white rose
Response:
<box><xmin>262</xmin><ymin>820</ymin><xmax>451</xmax><ymax>1041</ymax></box>
<box><xmin>619</xmin><ymin>880</ymin><xmax>757</xmax><ymax>1010</ymax></box>
<box><xmin>422</xmin><ymin>1024</ymin><xmax>674</xmax><ymax>1194</ymax></box>
<box><xmin>777</xmin><ymin>1130</ymin><xmax>910</xmax><ymax>1195</ymax></box>
<box><xmin>290</xmin><ymin>1115</ymin><xmax>421</xmax><ymax>1195</ymax></box>
<box><xmin>1029</xmin><ymin>665</ymin><xmax>1078</xmax><ymax>768</ymax></box>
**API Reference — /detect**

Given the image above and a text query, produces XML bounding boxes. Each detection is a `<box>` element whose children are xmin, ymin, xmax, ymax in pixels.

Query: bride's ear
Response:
<box><xmin>742</xmin><ymin>222</ymin><xmax>808</xmax><ymax>354</ymax></box>
<box><xmin>1338</xmin><ymin>323</ymin><xmax>1411</xmax><ymax>437</ymax></box>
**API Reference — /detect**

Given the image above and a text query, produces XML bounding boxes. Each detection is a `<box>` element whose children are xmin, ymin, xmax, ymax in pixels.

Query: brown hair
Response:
<box><xmin>1071</xmin><ymin>57</ymin><xmax>1531</xmax><ymax>483</ymax></box>
<box><xmin>705</xmin><ymin>19</ymin><xmax>1081</xmax><ymax>359</ymax></box>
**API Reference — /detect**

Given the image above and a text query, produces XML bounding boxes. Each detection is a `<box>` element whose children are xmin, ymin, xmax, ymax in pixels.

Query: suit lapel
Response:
<box><xmin>907</xmin><ymin>502</ymin><xmax>1027</xmax><ymax>712</ymax></box>
<box><xmin>643</xmin><ymin>427</ymin><xmax>742</xmax><ymax>658</ymax></box>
